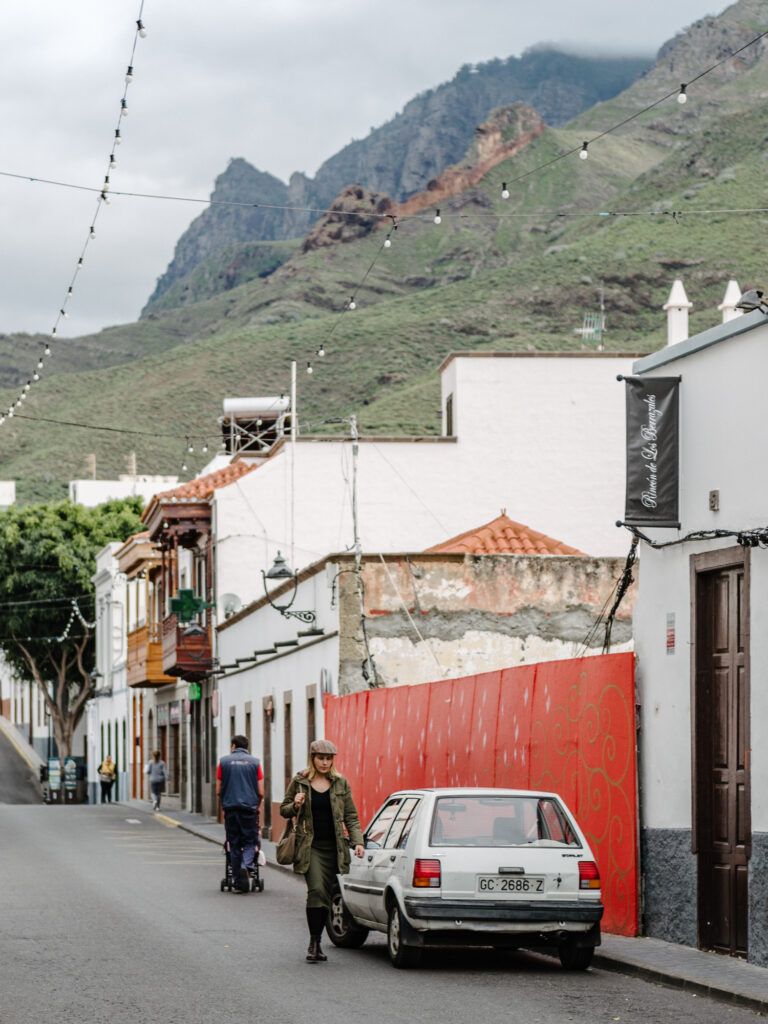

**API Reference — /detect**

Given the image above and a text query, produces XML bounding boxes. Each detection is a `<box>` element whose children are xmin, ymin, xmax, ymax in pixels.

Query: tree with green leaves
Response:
<box><xmin>0</xmin><ymin>498</ymin><xmax>144</xmax><ymax>761</ymax></box>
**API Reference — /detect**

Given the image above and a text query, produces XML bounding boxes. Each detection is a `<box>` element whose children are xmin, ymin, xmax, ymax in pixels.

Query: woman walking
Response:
<box><xmin>145</xmin><ymin>750</ymin><xmax>168</xmax><ymax>811</ymax></box>
<box><xmin>280</xmin><ymin>739</ymin><xmax>364</xmax><ymax>962</ymax></box>
<box><xmin>98</xmin><ymin>753</ymin><xmax>116</xmax><ymax>803</ymax></box>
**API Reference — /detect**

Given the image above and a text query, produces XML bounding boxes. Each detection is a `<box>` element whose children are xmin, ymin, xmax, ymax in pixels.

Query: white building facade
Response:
<box><xmin>630</xmin><ymin>309</ymin><xmax>768</xmax><ymax>965</ymax></box>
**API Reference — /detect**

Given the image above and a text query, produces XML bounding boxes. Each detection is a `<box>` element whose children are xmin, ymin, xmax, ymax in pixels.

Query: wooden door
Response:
<box><xmin>693</xmin><ymin>550</ymin><xmax>750</xmax><ymax>958</ymax></box>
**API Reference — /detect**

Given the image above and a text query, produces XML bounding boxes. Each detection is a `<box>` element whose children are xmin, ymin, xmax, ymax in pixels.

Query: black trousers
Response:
<box><xmin>224</xmin><ymin>806</ymin><xmax>259</xmax><ymax>877</ymax></box>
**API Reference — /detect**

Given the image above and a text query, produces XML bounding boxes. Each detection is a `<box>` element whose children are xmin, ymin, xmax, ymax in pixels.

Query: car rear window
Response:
<box><xmin>430</xmin><ymin>795</ymin><xmax>580</xmax><ymax>848</ymax></box>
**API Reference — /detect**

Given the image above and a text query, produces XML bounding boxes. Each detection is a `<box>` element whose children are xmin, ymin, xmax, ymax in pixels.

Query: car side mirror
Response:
<box><xmin>364</xmin><ymin>838</ymin><xmax>381</xmax><ymax>851</ymax></box>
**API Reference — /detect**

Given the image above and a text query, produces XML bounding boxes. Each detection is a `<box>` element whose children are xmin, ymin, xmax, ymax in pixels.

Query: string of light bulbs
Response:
<box><xmin>3</xmin><ymin>20</ymin><xmax>767</xmax><ymax>452</ymax></box>
<box><xmin>294</xmin><ymin>25</ymin><xmax>768</xmax><ymax>377</ymax></box>
<box><xmin>0</xmin><ymin>3</ymin><xmax>149</xmax><ymax>432</ymax></box>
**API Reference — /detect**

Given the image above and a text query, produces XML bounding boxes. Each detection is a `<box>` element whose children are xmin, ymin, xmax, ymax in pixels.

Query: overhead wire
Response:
<box><xmin>3</xmin><ymin>22</ymin><xmax>768</xmax><ymax>456</ymax></box>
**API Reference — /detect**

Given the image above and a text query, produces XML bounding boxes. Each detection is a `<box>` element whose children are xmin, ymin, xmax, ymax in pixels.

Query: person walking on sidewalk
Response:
<box><xmin>217</xmin><ymin>735</ymin><xmax>264</xmax><ymax>894</ymax></box>
<box><xmin>98</xmin><ymin>754</ymin><xmax>116</xmax><ymax>803</ymax></box>
<box><xmin>280</xmin><ymin>739</ymin><xmax>364</xmax><ymax>963</ymax></box>
<box><xmin>144</xmin><ymin>750</ymin><xmax>168</xmax><ymax>811</ymax></box>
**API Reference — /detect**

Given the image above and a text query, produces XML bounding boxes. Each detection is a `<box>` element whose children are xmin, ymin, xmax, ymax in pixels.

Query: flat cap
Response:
<box><xmin>309</xmin><ymin>738</ymin><xmax>338</xmax><ymax>756</ymax></box>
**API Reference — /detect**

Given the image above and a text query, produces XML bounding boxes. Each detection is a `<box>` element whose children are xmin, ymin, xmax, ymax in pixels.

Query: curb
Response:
<box><xmin>593</xmin><ymin>951</ymin><xmax>768</xmax><ymax>1016</ymax></box>
<box><xmin>0</xmin><ymin>715</ymin><xmax>44</xmax><ymax>773</ymax></box>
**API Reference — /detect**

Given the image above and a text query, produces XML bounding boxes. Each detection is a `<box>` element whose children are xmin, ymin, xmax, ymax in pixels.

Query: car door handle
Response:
<box><xmin>367</xmin><ymin>855</ymin><xmax>373</xmax><ymax>862</ymax></box>
<box><xmin>389</xmin><ymin>855</ymin><xmax>396</xmax><ymax>862</ymax></box>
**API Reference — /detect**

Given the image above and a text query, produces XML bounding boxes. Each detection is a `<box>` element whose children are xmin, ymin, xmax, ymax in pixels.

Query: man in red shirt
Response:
<box><xmin>216</xmin><ymin>735</ymin><xmax>264</xmax><ymax>893</ymax></box>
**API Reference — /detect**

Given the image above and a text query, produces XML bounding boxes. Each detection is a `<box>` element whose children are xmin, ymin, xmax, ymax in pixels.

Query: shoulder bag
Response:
<box><xmin>275</xmin><ymin>817</ymin><xmax>297</xmax><ymax>865</ymax></box>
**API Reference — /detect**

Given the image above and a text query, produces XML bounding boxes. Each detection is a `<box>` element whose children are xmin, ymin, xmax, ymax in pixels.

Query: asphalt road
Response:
<box><xmin>0</xmin><ymin>805</ymin><xmax>759</xmax><ymax>1024</ymax></box>
<box><xmin>0</xmin><ymin>728</ymin><xmax>41</xmax><ymax>804</ymax></box>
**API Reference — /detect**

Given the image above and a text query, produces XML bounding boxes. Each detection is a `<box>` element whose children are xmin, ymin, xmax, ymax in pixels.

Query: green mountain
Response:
<box><xmin>144</xmin><ymin>49</ymin><xmax>650</xmax><ymax>309</ymax></box>
<box><xmin>2</xmin><ymin>0</ymin><xmax>768</xmax><ymax>504</ymax></box>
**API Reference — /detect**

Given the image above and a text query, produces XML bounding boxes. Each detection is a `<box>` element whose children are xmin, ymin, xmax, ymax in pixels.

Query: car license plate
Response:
<box><xmin>477</xmin><ymin>875</ymin><xmax>545</xmax><ymax>894</ymax></box>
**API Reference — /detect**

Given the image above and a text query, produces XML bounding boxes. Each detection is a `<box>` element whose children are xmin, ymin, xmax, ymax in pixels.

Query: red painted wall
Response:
<box><xmin>325</xmin><ymin>652</ymin><xmax>637</xmax><ymax>936</ymax></box>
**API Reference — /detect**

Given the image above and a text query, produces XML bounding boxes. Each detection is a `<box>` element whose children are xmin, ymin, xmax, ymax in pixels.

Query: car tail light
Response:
<box><xmin>579</xmin><ymin>861</ymin><xmax>601</xmax><ymax>890</ymax></box>
<box><xmin>413</xmin><ymin>859</ymin><xmax>441</xmax><ymax>888</ymax></box>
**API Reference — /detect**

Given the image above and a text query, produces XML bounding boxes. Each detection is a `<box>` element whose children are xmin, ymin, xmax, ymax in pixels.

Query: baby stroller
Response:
<box><xmin>221</xmin><ymin>835</ymin><xmax>265</xmax><ymax>893</ymax></box>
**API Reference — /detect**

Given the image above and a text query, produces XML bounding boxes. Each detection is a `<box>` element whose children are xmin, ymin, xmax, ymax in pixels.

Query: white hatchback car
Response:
<box><xmin>328</xmin><ymin>787</ymin><xmax>603</xmax><ymax>969</ymax></box>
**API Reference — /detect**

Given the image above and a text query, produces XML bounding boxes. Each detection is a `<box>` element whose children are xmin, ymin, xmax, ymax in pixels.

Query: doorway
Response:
<box><xmin>692</xmin><ymin>547</ymin><xmax>750</xmax><ymax>958</ymax></box>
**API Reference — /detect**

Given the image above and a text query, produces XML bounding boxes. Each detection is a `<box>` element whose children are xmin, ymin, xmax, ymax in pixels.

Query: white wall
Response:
<box><xmin>210</xmin><ymin>352</ymin><xmax>639</xmax><ymax>617</ymax></box>
<box><xmin>442</xmin><ymin>353</ymin><xmax>638</xmax><ymax>556</ymax></box>
<box><xmin>69</xmin><ymin>475</ymin><xmax>178</xmax><ymax>507</ymax></box>
<box><xmin>632</xmin><ymin>317</ymin><xmax>768</xmax><ymax>831</ymax></box>
<box><xmin>217</xmin><ymin>572</ymin><xmax>338</xmax><ymax>814</ymax></box>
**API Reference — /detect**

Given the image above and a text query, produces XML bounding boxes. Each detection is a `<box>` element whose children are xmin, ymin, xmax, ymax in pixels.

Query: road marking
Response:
<box><xmin>125</xmin><ymin>818</ymin><xmax>142</xmax><ymax>824</ymax></box>
<box><xmin>155</xmin><ymin>813</ymin><xmax>180</xmax><ymax>828</ymax></box>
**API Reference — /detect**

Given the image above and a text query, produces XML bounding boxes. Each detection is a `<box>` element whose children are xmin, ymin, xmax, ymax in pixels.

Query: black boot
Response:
<box><xmin>306</xmin><ymin>935</ymin><xmax>327</xmax><ymax>962</ymax></box>
<box><xmin>306</xmin><ymin>907</ymin><xmax>328</xmax><ymax>962</ymax></box>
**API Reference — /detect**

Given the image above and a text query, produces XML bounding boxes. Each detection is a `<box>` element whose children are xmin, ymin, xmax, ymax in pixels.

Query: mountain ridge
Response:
<box><xmin>143</xmin><ymin>48</ymin><xmax>651</xmax><ymax>310</ymax></box>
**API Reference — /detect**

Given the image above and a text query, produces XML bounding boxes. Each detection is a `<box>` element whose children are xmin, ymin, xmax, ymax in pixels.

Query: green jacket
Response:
<box><xmin>280</xmin><ymin>771</ymin><xmax>365</xmax><ymax>875</ymax></box>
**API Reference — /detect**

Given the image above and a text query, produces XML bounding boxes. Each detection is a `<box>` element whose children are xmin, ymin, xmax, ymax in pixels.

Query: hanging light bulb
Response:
<box><xmin>24</xmin><ymin>382</ymin><xmax>31</xmax><ymax>392</ymax></box>
<box><xmin>120</xmin><ymin>99</ymin><xmax>128</xmax><ymax>117</ymax></box>
<box><xmin>137</xmin><ymin>19</ymin><xmax>148</xmax><ymax>37</ymax></box>
<box><xmin>317</xmin><ymin>344</ymin><xmax>325</xmax><ymax>357</ymax></box>
<box><xmin>187</xmin><ymin>441</ymin><xmax>194</xmax><ymax>453</ymax></box>
<box><xmin>101</xmin><ymin>192</ymin><xmax>111</xmax><ymax>204</ymax></box>
<box><xmin>44</xmin><ymin>345</ymin><xmax>51</xmax><ymax>356</ymax></box>
<box><xmin>16</xmin><ymin>399</ymin><xmax>22</xmax><ymax>407</ymax></box>
<box><xmin>434</xmin><ymin>209</ymin><xmax>442</xmax><ymax>224</ymax></box>
<box><xmin>77</xmin><ymin>257</ymin><xmax>84</xmax><ymax>268</ymax></box>
<box><xmin>37</xmin><ymin>359</ymin><xmax>43</xmax><ymax>370</ymax></box>
<box><xmin>181</xmin><ymin>462</ymin><xmax>187</xmax><ymax>472</ymax></box>
<box><xmin>90</xmin><ymin>226</ymin><xmax>96</xmax><ymax>239</ymax></box>
<box><xmin>384</xmin><ymin>237</ymin><xmax>391</xmax><ymax>248</ymax></box>
<box><xmin>348</xmin><ymin>297</ymin><xmax>356</xmax><ymax>310</ymax></box>
<box><xmin>114</xmin><ymin>129</ymin><xmax>122</xmax><ymax>145</ymax></box>
<box><xmin>306</xmin><ymin>362</ymin><xmax>313</xmax><ymax>374</ymax></box>
<box><xmin>109</xmin><ymin>153</ymin><xmax>117</xmax><ymax>168</ymax></box>
<box><xmin>33</xmin><ymin>373</ymin><xmax>40</xmax><ymax>381</ymax></box>
<box><xmin>202</xmin><ymin>442</ymin><xmax>209</xmax><ymax>453</ymax></box>
<box><xmin>125</xmin><ymin>65</ymin><xmax>134</xmax><ymax>83</ymax></box>
<box><xmin>579</xmin><ymin>142</ymin><xmax>589</xmax><ymax>160</ymax></box>
<box><xmin>0</xmin><ymin>417</ymin><xmax>5</xmax><ymax>426</ymax></box>
<box><xmin>8</xmin><ymin>409</ymin><xmax>14</xmax><ymax>418</ymax></box>
<box><xmin>59</xmin><ymin>309</ymin><xmax>69</xmax><ymax>318</ymax></box>
<box><xmin>51</xmin><ymin>327</ymin><xmax>57</xmax><ymax>336</ymax></box>
<box><xmin>501</xmin><ymin>182</ymin><xmax>510</xmax><ymax>200</ymax></box>
<box><xmin>678</xmin><ymin>84</ymin><xmax>688</xmax><ymax>104</ymax></box>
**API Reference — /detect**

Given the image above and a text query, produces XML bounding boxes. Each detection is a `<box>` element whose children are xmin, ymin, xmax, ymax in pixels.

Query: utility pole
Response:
<box><xmin>290</xmin><ymin>360</ymin><xmax>297</xmax><ymax>569</ymax></box>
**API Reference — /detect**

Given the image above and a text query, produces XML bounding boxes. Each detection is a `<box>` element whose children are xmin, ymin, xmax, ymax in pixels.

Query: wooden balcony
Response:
<box><xmin>126</xmin><ymin>623</ymin><xmax>177</xmax><ymax>688</ymax></box>
<box><xmin>161</xmin><ymin>613</ymin><xmax>213</xmax><ymax>681</ymax></box>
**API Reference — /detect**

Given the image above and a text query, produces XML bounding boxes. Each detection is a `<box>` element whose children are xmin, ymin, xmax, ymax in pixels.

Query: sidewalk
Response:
<box><xmin>123</xmin><ymin>798</ymin><xmax>768</xmax><ymax>1012</ymax></box>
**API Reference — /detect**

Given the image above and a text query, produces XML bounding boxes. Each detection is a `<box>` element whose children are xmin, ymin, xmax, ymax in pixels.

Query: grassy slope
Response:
<box><xmin>5</xmin><ymin>45</ymin><xmax>768</xmax><ymax>501</ymax></box>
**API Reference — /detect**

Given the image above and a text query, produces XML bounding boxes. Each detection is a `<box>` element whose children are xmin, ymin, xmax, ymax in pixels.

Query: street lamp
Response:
<box><xmin>261</xmin><ymin>552</ymin><xmax>316</xmax><ymax>626</ymax></box>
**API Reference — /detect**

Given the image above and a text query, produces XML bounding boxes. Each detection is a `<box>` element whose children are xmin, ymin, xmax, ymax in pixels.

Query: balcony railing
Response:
<box><xmin>126</xmin><ymin>623</ymin><xmax>176</xmax><ymax>688</ymax></box>
<box><xmin>161</xmin><ymin>613</ymin><xmax>213</xmax><ymax>681</ymax></box>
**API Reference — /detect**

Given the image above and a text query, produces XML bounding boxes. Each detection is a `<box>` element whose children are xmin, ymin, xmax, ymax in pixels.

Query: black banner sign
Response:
<box><xmin>623</xmin><ymin>376</ymin><xmax>680</xmax><ymax>527</ymax></box>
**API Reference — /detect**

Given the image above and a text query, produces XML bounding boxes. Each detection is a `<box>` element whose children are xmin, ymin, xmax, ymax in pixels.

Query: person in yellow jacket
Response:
<box><xmin>98</xmin><ymin>754</ymin><xmax>116</xmax><ymax>803</ymax></box>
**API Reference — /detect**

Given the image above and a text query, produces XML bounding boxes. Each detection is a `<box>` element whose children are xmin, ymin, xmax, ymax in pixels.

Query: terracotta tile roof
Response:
<box><xmin>150</xmin><ymin>461</ymin><xmax>256</xmax><ymax>505</ymax></box>
<box><xmin>425</xmin><ymin>513</ymin><xmax>584</xmax><ymax>556</ymax></box>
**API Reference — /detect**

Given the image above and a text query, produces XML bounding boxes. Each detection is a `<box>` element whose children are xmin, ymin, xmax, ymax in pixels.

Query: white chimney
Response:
<box><xmin>663</xmin><ymin>279</ymin><xmax>692</xmax><ymax>346</ymax></box>
<box><xmin>718</xmin><ymin>279</ymin><xmax>743</xmax><ymax>323</ymax></box>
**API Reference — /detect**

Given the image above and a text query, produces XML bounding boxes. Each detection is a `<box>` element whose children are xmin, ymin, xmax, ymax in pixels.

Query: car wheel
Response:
<box><xmin>326</xmin><ymin>886</ymin><xmax>369</xmax><ymax>948</ymax></box>
<box><xmin>558</xmin><ymin>940</ymin><xmax>594</xmax><ymax>970</ymax></box>
<box><xmin>387</xmin><ymin>903</ymin><xmax>422</xmax><ymax>969</ymax></box>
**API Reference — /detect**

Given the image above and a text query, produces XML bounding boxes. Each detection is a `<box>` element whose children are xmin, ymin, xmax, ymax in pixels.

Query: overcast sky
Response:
<box><xmin>0</xmin><ymin>0</ymin><xmax>722</xmax><ymax>339</ymax></box>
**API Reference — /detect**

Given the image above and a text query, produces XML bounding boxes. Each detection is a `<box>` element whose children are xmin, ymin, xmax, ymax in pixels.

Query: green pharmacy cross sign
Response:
<box><xmin>170</xmin><ymin>589</ymin><xmax>212</xmax><ymax>623</ymax></box>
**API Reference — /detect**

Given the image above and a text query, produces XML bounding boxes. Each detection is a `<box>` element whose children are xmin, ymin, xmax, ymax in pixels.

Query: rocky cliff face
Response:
<box><xmin>142</xmin><ymin>49</ymin><xmax>649</xmax><ymax>313</ymax></box>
